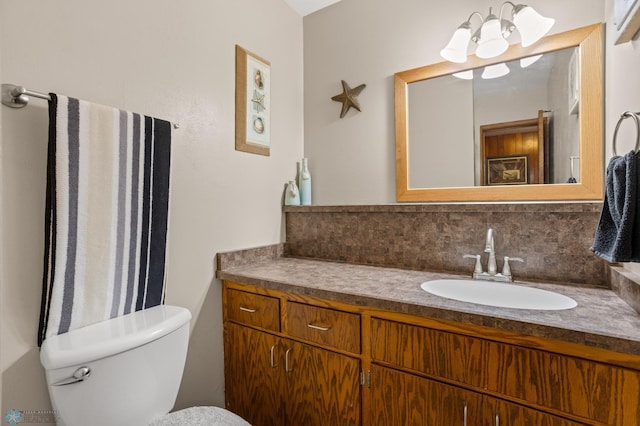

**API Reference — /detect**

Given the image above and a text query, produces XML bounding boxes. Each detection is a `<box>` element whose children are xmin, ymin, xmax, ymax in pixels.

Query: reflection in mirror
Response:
<box><xmin>395</xmin><ymin>23</ymin><xmax>603</xmax><ymax>202</ymax></box>
<box><xmin>409</xmin><ymin>48</ymin><xmax>579</xmax><ymax>188</ymax></box>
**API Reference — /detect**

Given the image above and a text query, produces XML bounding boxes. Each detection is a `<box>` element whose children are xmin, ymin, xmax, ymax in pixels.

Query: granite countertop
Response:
<box><xmin>217</xmin><ymin>256</ymin><xmax>640</xmax><ymax>356</ymax></box>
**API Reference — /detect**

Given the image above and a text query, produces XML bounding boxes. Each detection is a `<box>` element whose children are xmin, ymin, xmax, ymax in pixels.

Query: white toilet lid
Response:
<box><xmin>40</xmin><ymin>305</ymin><xmax>191</xmax><ymax>370</ymax></box>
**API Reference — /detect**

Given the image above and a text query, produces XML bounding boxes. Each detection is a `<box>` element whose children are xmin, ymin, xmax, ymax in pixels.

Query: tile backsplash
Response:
<box><xmin>284</xmin><ymin>203</ymin><xmax>609</xmax><ymax>287</ymax></box>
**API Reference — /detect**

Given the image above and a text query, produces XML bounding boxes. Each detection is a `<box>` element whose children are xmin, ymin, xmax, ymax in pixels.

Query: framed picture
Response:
<box><xmin>486</xmin><ymin>155</ymin><xmax>529</xmax><ymax>186</ymax></box>
<box><xmin>235</xmin><ymin>45</ymin><xmax>271</xmax><ymax>156</ymax></box>
<box><xmin>568</xmin><ymin>49</ymin><xmax>579</xmax><ymax>115</ymax></box>
<box><xmin>614</xmin><ymin>0</ymin><xmax>640</xmax><ymax>44</ymax></box>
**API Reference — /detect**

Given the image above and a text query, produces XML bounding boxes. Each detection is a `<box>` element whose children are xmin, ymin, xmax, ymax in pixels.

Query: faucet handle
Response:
<box><xmin>463</xmin><ymin>254</ymin><xmax>483</xmax><ymax>275</ymax></box>
<box><xmin>502</xmin><ymin>256</ymin><xmax>524</xmax><ymax>277</ymax></box>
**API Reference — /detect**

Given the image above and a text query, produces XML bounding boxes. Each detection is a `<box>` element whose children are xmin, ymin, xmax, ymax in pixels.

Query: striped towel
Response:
<box><xmin>38</xmin><ymin>94</ymin><xmax>172</xmax><ymax>346</ymax></box>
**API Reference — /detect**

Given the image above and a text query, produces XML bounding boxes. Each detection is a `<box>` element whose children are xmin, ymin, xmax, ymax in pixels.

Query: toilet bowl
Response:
<box><xmin>39</xmin><ymin>305</ymin><xmax>249</xmax><ymax>426</ymax></box>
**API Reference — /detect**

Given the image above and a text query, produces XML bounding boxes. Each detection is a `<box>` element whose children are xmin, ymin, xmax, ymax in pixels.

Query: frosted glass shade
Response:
<box><xmin>520</xmin><ymin>54</ymin><xmax>542</xmax><ymax>68</ymax></box>
<box><xmin>475</xmin><ymin>18</ymin><xmax>509</xmax><ymax>58</ymax></box>
<box><xmin>440</xmin><ymin>26</ymin><xmax>472</xmax><ymax>63</ymax></box>
<box><xmin>513</xmin><ymin>5</ymin><xmax>555</xmax><ymax>47</ymax></box>
<box><xmin>452</xmin><ymin>70</ymin><xmax>474</xmax><ymax>80</ymax></box>
<box><xmin>481</xmin><ymin>63</ymin><xmax>510</xmax><ymax>79</ymax></box>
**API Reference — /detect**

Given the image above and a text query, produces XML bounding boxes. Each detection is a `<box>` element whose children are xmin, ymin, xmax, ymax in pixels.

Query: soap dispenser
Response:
<box><xmin>284</xmin><ymin>181</ymin><xmax>300</xmax><ymax>206</ymax></box>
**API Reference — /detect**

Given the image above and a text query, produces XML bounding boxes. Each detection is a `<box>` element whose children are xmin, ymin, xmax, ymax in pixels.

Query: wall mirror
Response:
<box><xmin>395</xmin><ymin>24</ymin><xmax>603</xmax><ymax>202</ymax></box>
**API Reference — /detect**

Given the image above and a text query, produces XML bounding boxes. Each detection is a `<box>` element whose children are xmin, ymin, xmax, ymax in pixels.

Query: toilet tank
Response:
<box><xmin>40</xmin><ymin>305</ymin><xmax>192</xmax><ymax>426</ymax></box>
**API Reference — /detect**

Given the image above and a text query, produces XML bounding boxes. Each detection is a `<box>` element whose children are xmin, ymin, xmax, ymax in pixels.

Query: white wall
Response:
<box><xmin>0</xmin><ymin>0</ymin><xmax>303</xmax><ymax>420</ymax></box>
<box><xmin>304</xmin><ymin>0</ymin><xmax>605</xmax><ymax>204</ymax></box>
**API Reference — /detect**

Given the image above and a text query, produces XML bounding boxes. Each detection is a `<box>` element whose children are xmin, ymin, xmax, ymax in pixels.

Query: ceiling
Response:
<box><xmin>285</xmin><ymin>0</ymin><xmax>342</xmax><ymax>16</ymax></box>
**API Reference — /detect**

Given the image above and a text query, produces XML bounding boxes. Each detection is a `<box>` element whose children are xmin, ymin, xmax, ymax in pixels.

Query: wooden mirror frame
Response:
<box><xmin>395</xmin><ymin>24</ymin><xmax>603</xmax><ymax>202</ymax></box>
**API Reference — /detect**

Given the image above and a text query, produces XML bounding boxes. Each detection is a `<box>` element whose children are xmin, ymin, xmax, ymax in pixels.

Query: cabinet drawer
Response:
<box><xmin>487</xmin><ymin>341</ymin><xmax>640</xmax><ymax>425</ymax></box>
<box><xmin>226</xmin><ymin>289</ymin><xmax>280</xmax><ymax>332</ymax></box>
<box><xmin>286</xmin><ymin>301</ymin><xmax>361</xmax><ymax>353</ymax></box>
<box><xmin>371</xmin><ymin>318</ymin><xmax>488</xmax><ymax>388</ymax></box>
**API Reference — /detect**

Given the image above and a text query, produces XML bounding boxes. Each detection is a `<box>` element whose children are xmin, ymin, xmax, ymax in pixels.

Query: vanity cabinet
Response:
<box><xmin>223</xmin><ymin>281</ymin><xmax>640</xmax><ymax>426</ymax></box>
<box><xmin>223</xmin><ymin>286</ymin><xmax>361</xmax><ymax>426</ymax></box>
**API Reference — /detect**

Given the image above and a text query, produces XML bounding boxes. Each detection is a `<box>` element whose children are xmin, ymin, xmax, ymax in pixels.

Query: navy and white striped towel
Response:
<box><xmin>38</xmin><ymin>94</ymin><xmax>172</xmax><ymax>346</ymax></box>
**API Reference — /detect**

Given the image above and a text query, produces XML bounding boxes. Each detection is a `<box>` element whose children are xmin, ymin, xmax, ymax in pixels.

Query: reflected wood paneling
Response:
<box><xmin>480</xmin><ymin>114</ymin><xmax>546</xmax><ymax>185</ymax></box>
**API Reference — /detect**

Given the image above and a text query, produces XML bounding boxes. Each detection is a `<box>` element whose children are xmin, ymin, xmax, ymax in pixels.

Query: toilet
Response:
<box><xmin>39</xmin><ymin>305</ymin><xmax>249</xmax><ymax>426</ymax></box>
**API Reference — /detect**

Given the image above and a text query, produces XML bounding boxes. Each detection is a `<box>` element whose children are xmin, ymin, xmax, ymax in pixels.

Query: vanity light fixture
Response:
<box><xmin>440</xmin><ymin>2</ymin><xmax>554</xmax><ymax>63</ymax></box>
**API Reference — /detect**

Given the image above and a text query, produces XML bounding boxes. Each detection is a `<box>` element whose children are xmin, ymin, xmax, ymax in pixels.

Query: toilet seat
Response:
<box><xmin>149</xmin><ymin>406</ymin><xmax>251</xmax><ymax>426</ymax></box>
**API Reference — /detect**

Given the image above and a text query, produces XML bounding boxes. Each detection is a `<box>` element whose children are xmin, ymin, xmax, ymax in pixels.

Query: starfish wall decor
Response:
<box><xmin>331</xmin><ymin>80</ymin><xmax>366</xmax><ymax>118</ymax></box>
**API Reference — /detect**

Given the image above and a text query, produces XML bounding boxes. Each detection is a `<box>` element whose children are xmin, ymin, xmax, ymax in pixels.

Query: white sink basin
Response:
<box><xmin>420</xmin><ymin>279</ymin><xmax>577</xmax><ymax>310</ymax></box>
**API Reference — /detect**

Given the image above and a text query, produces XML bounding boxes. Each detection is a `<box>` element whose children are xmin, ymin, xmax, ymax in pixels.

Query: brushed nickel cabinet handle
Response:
<box><xmin>463</xmin><ymin>403</ymin><xmax>468</xmax><ymax>426</ymax></box>
<box><xmin>495</xmin><ymin>414</ymin><xmax>500</xmax><ymax>426</ymax></box>
<box><xmin>285</xmin><ymin>348</ymin><xmax>292</xmax><ymax>372</ymax></box>
<box><xmin>269</xmin><ymin>344</ymin><xmax>277</xmax><ymax>368</ymax></box>
<box><xmin>239</xmin><ymin>306</ymin><xmax>257</xmax><ymax>313</ymax></box>
<box><xmin>307</xmin><ymin>323</ymin><xmax>330</xmax><ymax>331</ymax></box>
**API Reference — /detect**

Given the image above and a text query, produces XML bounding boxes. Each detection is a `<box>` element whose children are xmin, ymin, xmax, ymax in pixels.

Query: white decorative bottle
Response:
<box><xmin>300</xmin><ymin>157</ymin><xmax>312</xmax><ymax>205</ymax></box>
<box><xmin>284</xmin><ymin>181</ymin><xmax>300</xmax><ymax>206</ymax></box>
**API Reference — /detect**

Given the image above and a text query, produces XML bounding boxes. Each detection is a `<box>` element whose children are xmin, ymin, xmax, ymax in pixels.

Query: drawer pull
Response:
<box><xmin>307</xmin><ymin>323</ymin><xmax>331</xmax><ymax>331</ymax></box>
<box><xmin>239</xmin><ymin>306</ymin><xmax>257</xmax><ymax>313</ymax></box>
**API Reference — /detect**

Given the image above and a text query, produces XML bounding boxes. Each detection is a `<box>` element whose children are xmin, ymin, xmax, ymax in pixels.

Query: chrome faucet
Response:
<box><xmin>485</xmin><ymin>228</ymin><xmax>497</xmax><ymax>276</ymax></box>
<box><xmin>463</xmin><ymin>228</ymin><xmax>524</xmax><ymax>283</ymax></box>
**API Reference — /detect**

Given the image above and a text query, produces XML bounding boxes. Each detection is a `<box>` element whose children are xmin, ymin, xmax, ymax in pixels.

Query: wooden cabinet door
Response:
<box><xmin>285</xmin><ymin>339</ymin><xmax>361</xmax><ymax>426</ymax></box>
<box><xmin>485</xmin><ymin>397</ymin><xmax>586</xmax><ymax>426</ymax></box>
<box><xmin>224</xmin><ymin>323</ymin><xmax>284</xmax><ymax>426</ymax></box>
<box><xmin>486</xmin><ymin>340</ymin><xmax>640</xmax><ymax>425</ymax></box>
<box><xmin>370</xmin><ymin>364</ymin><xmax>483</xmax><ymax>426</ymax></box>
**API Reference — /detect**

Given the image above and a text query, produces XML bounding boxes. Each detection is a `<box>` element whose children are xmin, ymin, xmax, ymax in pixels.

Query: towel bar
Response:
<box><xmin>612</xmin><ymin>111</ymin><xmax>640</xmax><ymax>156</ymax></box>
<box><xmin>1</xmin><ymin>83</ymin><xmax>180</xmax><ymax>129</ymax></box>
<box><xmin>1</xmin><ymin>83</ymin><xmax>50</xmax><ymax>107</ymax></box>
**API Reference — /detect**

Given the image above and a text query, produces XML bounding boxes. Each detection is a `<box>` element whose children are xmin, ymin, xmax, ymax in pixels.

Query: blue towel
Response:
<box><xmin>591</xmin><ymin>151</ymin><xmax>640</xmax><ymax>262</ymax></box>
<box><xmin>38</xmin><ymin>94</ymin><xmax>172</xmax><ymax>346</ymax></box>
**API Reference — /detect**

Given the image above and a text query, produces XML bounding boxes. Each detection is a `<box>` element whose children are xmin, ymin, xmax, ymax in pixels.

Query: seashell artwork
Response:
<box><xmin>253</xmin><ymin>117</ymin><xmax>264</xmax><ymax>134</ymax></box>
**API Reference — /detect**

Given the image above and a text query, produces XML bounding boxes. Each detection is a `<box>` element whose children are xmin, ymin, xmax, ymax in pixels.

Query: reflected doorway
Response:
<box><xmin>480</xmin><ymin>110</ymin><xmax>549</xmax><ymax>185</ymax></box>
